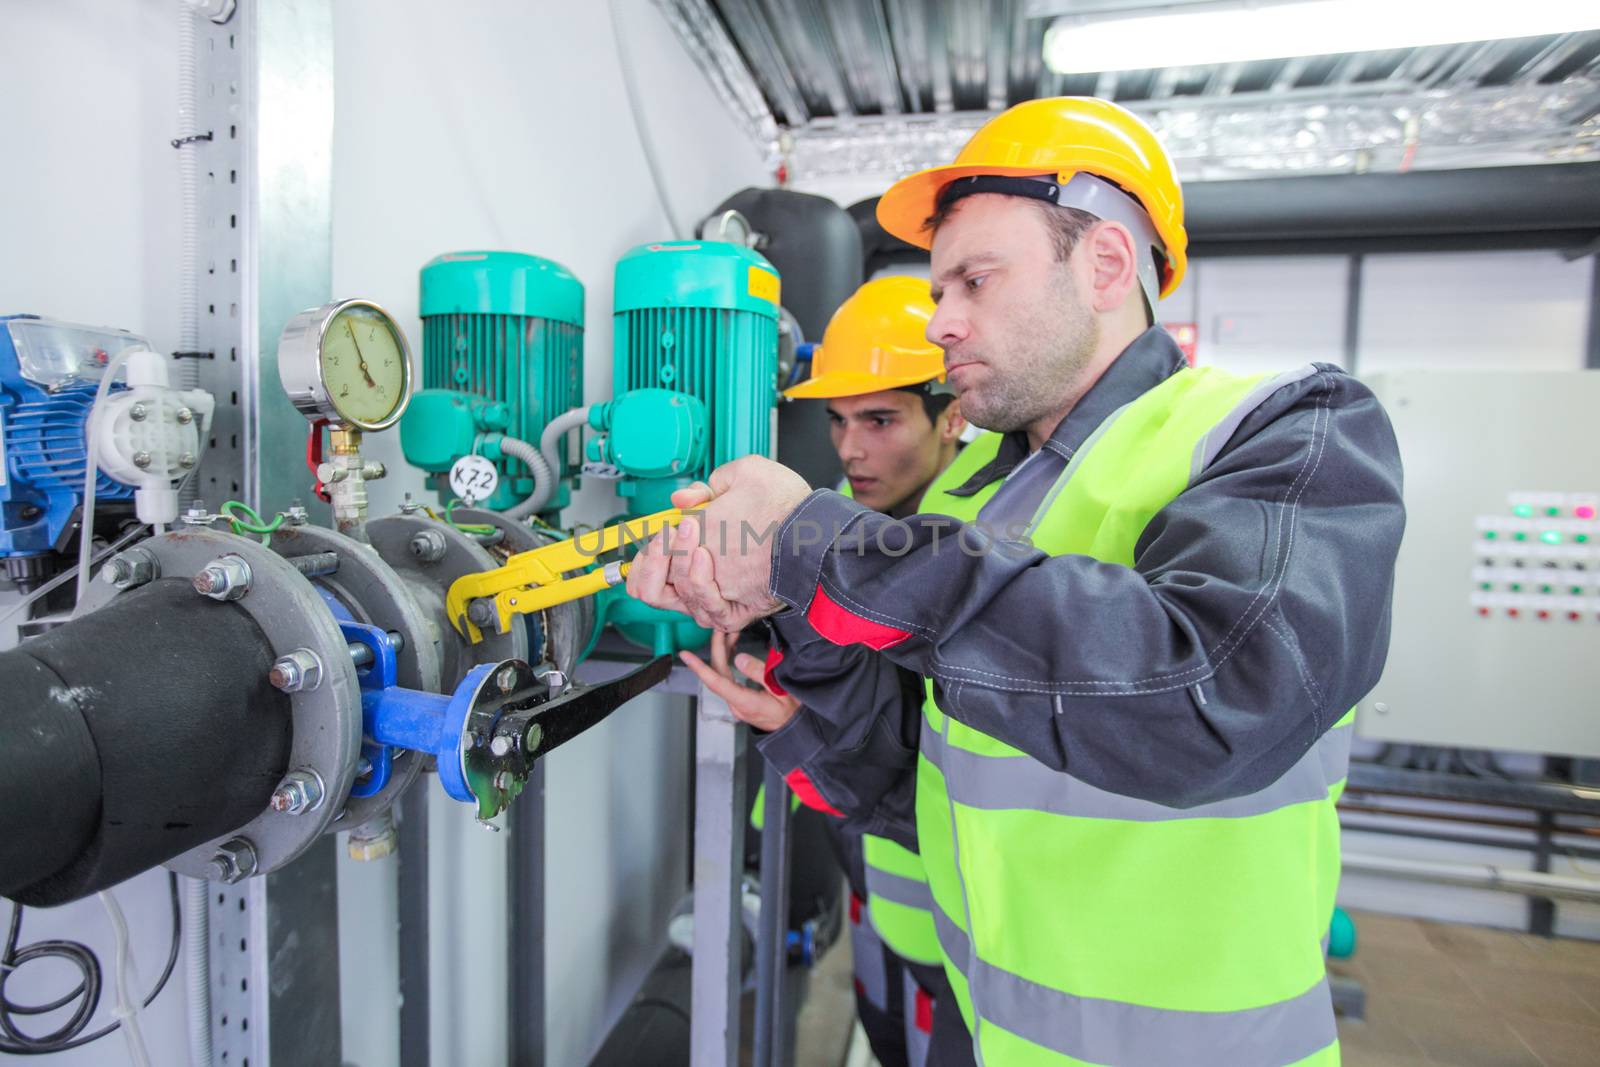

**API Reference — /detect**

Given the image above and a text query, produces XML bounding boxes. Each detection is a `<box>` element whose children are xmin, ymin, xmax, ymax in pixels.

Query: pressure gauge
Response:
<box><xmin>278</xmin><ymin>299</ymin><xmax>414</xmax><ymax>431</ymax></box>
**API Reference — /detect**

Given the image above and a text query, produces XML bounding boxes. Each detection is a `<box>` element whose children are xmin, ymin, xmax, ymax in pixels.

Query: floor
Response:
<box><xmin>1333</xmin><ymin>911</ymin><xmax>1600</xmax><ymax>1067</ymax></box>
<box><xmin>793</xmin><ymin>910</ymin><xmax>1600</xmax><ymax>1067</ymax></box>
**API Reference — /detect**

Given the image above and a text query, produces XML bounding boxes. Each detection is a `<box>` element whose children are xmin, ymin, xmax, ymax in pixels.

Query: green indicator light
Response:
<box><xmin>1573</xmin><ymin>586</ymin><xmax>1585</xmax><ymax>596</ymax></box>
<box><xmin>1484</xmin><ymin>530</ymin><xmax>1498</xmax><ymax>540</ymax></box>
<box><xmin>1513</xmin><ymin>505</ymin><xmax>1533</xmax><ymax>518</ymax></box>
<box><xmin>1541</xmin><ymin>584</ymin><xmax>1553</xmax><ymax>594</ymax></box>
<box><xmin>1547</xmin><ymin>506</ymin><xmax>1561</xmax><ymax>517</ymax></box>
<box><xmin>1480</xmin><ymin>582</ymin><xmax>1493</xmax><ymax>591</ymax></box>
<box><xmin>1577</xmin><ymin>534</ymin><xmax>1591</xmax><ymax>544</ymax></box>
<box><xmin>1514</xmin><ymin>532</ymin><xmax>1528</xmax><ymax>542</ymax></box>
<box><xmin>1511</xmin><ymin>583</ymin><xmax>1522</xmax><ymax>592</ymax></box>
<box><xmin>1540</xmin><ymin>531</ymin><xmax>1562</xmax><ymax>545</ymax></box>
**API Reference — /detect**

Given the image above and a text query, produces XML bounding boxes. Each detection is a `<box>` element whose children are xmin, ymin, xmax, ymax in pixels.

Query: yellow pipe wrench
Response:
<box><xmin>446</xmin><ymin>507</ymin><xmax>694</xmax><ymax>643</ymax></box>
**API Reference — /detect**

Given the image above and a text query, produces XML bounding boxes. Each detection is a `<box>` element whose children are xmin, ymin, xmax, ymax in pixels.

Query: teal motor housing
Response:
<box><xmin>599</xmin><ymin>240</ymin><xmax>781</xmax><ymax>652</ymax></box>
<box><xmin>611</xmin><ymin>240</ymin><xmax>780</xmax><ymax>515</ymax></box>
<box><xmin>406</xmin><ymin>251</ymin><xmax>584</xmax><ymax>513</ymax></box>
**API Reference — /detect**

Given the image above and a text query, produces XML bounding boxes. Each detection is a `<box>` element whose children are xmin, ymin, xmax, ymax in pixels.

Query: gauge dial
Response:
<box><xmin>322</xmin><ymin>306</ymin><xmax>407</xmax><ymax>427</ymax></box>
<box><xmin>278</xmin><ymin>298</ymin><xmax>414</xmax><ymax>431</ymax></box>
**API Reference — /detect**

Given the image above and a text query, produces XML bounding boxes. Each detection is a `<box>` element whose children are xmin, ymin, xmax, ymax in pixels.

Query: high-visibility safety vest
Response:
<box><xmin>915</xmin><ymin>366</ymin><xmax>1351</xmax><ymax>1066</ymax></box>
<box><xmin>836</xmin><ymin>481</ymin><xmax>945</xmax><ymax>968</ymax></box>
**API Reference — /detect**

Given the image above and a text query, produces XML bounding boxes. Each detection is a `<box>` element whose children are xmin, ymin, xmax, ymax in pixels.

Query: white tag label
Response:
<box><xmin>580</xmin><ymin>461</ymin><xmax>624</xmax><ymax>480</ymax></box>
<box><xmin>448</xmin><ymin>454</ymin><xmax>499</xmax><ymax>504</ymax></box>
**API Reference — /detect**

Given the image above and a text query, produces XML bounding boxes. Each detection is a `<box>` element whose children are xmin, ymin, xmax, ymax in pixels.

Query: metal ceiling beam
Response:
<box><xmin>651</xmin><ymin>0</ymin><xmax>782</xmax><ymax>150</ymax></box>
<box><xmin>1270</xmin><ymin>56</ymin><xmax>1309</xmax><ymax>93</ymax></box>
<box><xmin>883</xmin><ymin>0</ymin><xmax>929</xmax><ymax>112</ymax></box>
<box><xmin>926</xmin><ymin>0</ymin><xmax>957</xmax><ymax>112</ymax></box>
<box><xmin>1512</xmin><ymin>32</ymin><xmax>1593</xmax><ymax>85</ymax></box>
<box><xmin>824</xmin><ymin>0</ymin><xmax>903</xmax><ymax>115</ymax></box>
<box><xmin>716</xmin><ymin>0</ymin><xmax>811</xmax><ymax>125</ymax></box>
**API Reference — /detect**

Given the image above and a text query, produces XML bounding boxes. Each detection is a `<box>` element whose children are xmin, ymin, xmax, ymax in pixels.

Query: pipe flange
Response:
<box><xmin>455</xmin><ymin>507</ymin><xmax>594</xmax><ymax>678</ymax></box>
<box><xmin>270</xmin><ymin>523</ymin><xmax>443</xmax><ymax>827</ymax></box>
<box><xmin>73</xmin><ymin>528</ymin><xmax>362</xmax><ymax>877</ymax></box>
<box><xmin>367</xmin><ymin>514</ymin><xmax>527</xmax><ymax>687</ymax></box>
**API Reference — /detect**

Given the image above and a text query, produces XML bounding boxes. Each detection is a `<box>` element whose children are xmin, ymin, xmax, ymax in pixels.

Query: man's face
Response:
<box><xmin>827</xmin><ymin>390</ymin><xmax>950</xmax><ymax>514</ymax></box>
<box><xmin>926</xmin><ymin>195</ymin><xmax>1099</xmax><ymax>433</ymax></box>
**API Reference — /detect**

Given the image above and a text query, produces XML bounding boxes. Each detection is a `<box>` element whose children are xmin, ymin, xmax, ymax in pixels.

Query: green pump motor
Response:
<box><xmin>593</xmin><ymin>239</ymin><xmax>781</xmax><ymax>652</ymax></box>
<box><xmin>401</xmin><ymin>251</ymin><xmax>584</xmax><ymax>514</ymax></box>
<box><xmin>605</xmin><ymin>240</ymin><xmax>780</xmax><ymax>513</ymax></box>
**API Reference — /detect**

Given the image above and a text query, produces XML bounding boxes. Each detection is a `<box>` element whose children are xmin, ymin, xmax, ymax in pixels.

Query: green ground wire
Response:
<box><xmin>220</xmin><ymin>500</ymin><xmax>284</xmax><ymax>543</ymax></box>
<box><xmin>443</xmin><ymin>498</ymin><xmax>497</xmax><ymax>535</ymax></box>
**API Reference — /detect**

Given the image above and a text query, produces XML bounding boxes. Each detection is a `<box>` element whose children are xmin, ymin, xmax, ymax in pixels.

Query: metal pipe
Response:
<box><xmin>1339</xmin><ymin>816</ymin><xmax>1600</xmax><ymax>862</ymax></box>
<box><xmin>752</xmin><ymin>761</ymin><xmax>791</xmax><ymax>1067</ymax></box>
<box><xmin>288</xmin><ymin>551</ymin><xmax>340</xmax><ymax>577</ymax></box>
<box><xmin>1338</xmin><ymin>801</ymin><xmax>1600</xmax><ymax>838</ymax></box>
<box><xmin>347</xmin><ymin>630</ymin><xmax>405</xmax><ymax>668</ymax></box>
<box><xmin>1342</xmin><ymin>852</ymin><xmax>1600</xmax><ymax>903</ymax></box>
<box><xmin>1345</xmin><ymin>761</ymin><xmax>1600</xmax><ymax>816</ymax></box>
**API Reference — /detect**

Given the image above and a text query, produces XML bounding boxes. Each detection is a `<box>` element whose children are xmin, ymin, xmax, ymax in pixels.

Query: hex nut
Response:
<box><xmin>269</xmin><ymin>648</ymin><xmax>324</xmax><ymax>693</ymax></box>
<box><xmin>193</xmin><ymin>554</ymin><xmax>252</xmax><ymax>601</ymax></box>
<box><xmin>269</xmin><ymin>770</ymin><xmax>326</xmax><ymax>815</ymax></box>
<box><xmin>208</xmin><ymin>838</ymin><xmax>258</xmax><ymax>884</ymax></box>
<box><xmin>408</xmin><ymin>529</ymin><xmax>447</xmax><ymax>563</ymax></box>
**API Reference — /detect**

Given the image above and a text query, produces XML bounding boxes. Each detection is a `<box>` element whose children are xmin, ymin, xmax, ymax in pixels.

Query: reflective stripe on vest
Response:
<box><xmin>863</xmin><ymin>835</ymin><xmax>942</xmax><ymax>965</ymax></box>
<box><xmin>930</xmin><ymin>908</ymin><xmax>1338</xmax><ymax>1067</ymax></box>
<box><xmin>848</xmin><ymin>892</ymin><xmax>892</xmax><ymax>1012</ymax></box>
<box><xmin>913</xmin><ymin>365</ymin><xmax>1345</xmax><ymax>1067</ymax></box>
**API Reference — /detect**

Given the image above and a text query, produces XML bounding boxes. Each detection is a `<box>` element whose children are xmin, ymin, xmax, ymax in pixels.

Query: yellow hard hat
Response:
<box><xmin>876</xmin><ymin>97</ymin><xmax>1187</xmax><ymax>298</ymax></box>
<box><xmin>783</xmin><ymin>277</ymin><xmax>946</xmax><ymax>400</ymax></box>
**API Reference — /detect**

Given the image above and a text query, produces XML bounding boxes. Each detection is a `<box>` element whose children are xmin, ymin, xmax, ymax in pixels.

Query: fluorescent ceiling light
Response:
<box><xmin>1042</xmin><ymin>0</ymin><xmax>1600</xmax><ymax>75</ymax></box>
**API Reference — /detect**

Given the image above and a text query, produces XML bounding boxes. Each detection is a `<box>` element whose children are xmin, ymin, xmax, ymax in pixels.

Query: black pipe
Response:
<box><xmin>0</xmin><ymin>579</ymin><xmax>291</xmax><ymax>905</ymax></box>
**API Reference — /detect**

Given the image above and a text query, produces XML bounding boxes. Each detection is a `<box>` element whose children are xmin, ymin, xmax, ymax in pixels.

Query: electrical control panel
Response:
<box><xmin>1359</xmin><ymin>370</ymin><xmax>1600</xmax><ymax>759</ymax></box>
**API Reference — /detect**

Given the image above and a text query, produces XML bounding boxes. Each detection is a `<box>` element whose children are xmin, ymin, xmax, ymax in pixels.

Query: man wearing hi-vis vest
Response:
<box><xmin>681</xmin><ymin>275</ymin><xmax>974</xmax><ymax>1067</ymax></box>
<box><xmin>632</xmin><ymin>97</ymin><xmax>1405</xmax><ymax>1067</ymax></box>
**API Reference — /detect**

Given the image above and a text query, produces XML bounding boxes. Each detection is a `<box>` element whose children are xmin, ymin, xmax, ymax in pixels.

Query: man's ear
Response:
<box><xmin>940</xmin><ymin>399</ymin><xmax>965</xmax><ymax>443</ymax></box>
<box><xmin>1082</xmin><ymin>220</ymin><xmax>1142</xmax><ymax>315</ymax></box>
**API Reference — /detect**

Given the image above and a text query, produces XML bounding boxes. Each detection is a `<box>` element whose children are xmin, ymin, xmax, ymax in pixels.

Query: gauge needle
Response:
<box><xmin>346</xmin><ymin>320</ymin><xmax>377</xmax><ymax>388</ymax></box>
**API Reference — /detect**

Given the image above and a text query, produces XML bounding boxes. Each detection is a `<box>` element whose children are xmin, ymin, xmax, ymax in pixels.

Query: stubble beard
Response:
<box><xmin>955</xmin><ymin>276</ymin><xmax>1100</xmax><ymax>434</ymax></box>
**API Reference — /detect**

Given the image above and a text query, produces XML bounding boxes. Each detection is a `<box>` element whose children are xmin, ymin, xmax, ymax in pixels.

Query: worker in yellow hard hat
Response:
<box><xmin>630</xmin><ymin>98</ymin><xmax>1403</xmax><ymax>1066</ymax></box>
<box><xmin>682</xmin><ymin>276</ymin><xmax>972</xmax><ymax>1067</ymax></box>
<box><xmin>785</xmin><ymin>276</ymin><xmax>965</xmax><ymax>516</ymax></box>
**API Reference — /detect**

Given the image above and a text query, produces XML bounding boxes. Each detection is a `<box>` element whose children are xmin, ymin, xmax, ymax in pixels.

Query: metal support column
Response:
<box><xmin>211</xmin><ymin>836</ymin><xmax>343</xmax><ymax>1064</ymax></box>
<box><xmin>690</xmin><ymin>683</ymin><xmax>748</xmax><ymax>1067</ymax></box>
<box><xmin>398</xmin><ymin>781</ymin><xmax>431</xmax><ymax>1067</ymax></box>
<box><xmin>508</xmin><ymin>760</ymin><xmax>548</xmax><ymax>1066</ymax></box>
<box><xmin>198</xmin><ymin>2</ymin><xmax>341</xmax><ymax>1063</ymax></box>
<box><xmin>752</xmin><ymin>760</ymin><xmax>792</xmax><ymax>1067</ymax></box>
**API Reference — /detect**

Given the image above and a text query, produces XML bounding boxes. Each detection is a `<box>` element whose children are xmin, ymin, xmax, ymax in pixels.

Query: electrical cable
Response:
<box><xmin>220</xmin><ymin>500</ymin><xmax>285</xmax><ymax>542</ymax></box>
<box><xmin>97</xmin><ymin>890</ymin><xmax>153</xmax><ymax>1067</ymax></box>
<box><xmin>0</xmin><ymin>872</ymin><xmax>180</xmax><ymax>1056</ymax></box>
<box><xmin>0</xmin><ymin>523</ymin><xmax>148</xmax><ymax>634</ymax></box>
<box><xmin>609</xmin><ymin>0</ymin><xmax>685</xmax><ymax>239</ymax></box>
<box><xmin>74</xmin><ymin>346</ymin><xmax>139</xmax><ymax>608</ymax></box>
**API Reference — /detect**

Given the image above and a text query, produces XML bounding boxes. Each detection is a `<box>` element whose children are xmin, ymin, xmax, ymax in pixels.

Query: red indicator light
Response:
<box><xmin>1537</xmin><ymin>610</ymin><xmax>1551</xmax><ymax>620</ymax></box>
<box><xmin>1507</xmin><ymin>608</ymin><xmax>1520</xmax><ymax>618</ymax></box>
<box><xmin>1576</xmin><ymin>505</ymin><xmax>1596</xmax><ymax>520</ymax></box>
<box><xmin>1478</xmin><ymin>607</ymin><xmax>1491</xmax><ymax>617</ymax></box>
<box><xmin>1569</xmin><ymin>612</ymin><xmax>1582</xmax><ymax>622</ymax></box>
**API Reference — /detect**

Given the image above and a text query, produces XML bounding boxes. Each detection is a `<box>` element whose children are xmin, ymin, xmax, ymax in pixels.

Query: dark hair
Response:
<box><xmin>922</xmin><ymin>197</ymin><xmax>1099</xmax><ymax>262</ymax></box>
<box><xmin>893</xmin><ymin>385</ymin><xmax>956</xmax><ymax>424</ymax></box>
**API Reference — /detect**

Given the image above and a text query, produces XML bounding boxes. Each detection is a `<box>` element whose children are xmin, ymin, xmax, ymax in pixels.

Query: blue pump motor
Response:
<box><xmin>0</xmin><ymin>316</ymin><xmax>145</xmax><ymax>582</ymax></box>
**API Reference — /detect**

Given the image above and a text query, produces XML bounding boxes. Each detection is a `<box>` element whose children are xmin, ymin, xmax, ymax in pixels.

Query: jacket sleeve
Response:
<box><xmin>765</xmin><ymin>368</ymin><xmax>1405</xmax><ymax>809</ymax></box>
<box><xmin>750</xmin><ymin>615</ymin><xmax>923</xmax><ymax>848</ymax></box>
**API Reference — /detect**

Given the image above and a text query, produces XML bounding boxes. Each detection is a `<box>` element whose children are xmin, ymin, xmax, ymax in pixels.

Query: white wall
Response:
<box><xmin>0</xmin><ymin>0</ymin><xmax>181</xmax><ymax>349</ymax></box>
<box><xmin>1</xmin><ymin>2</ymin><xmax>766</xmax><ymax>1065</ymax></box>
<box><xmin>1359</xmin><ymin>250</ymin><xmax>1593</xmax><ymax>371</ymax></box>
<box><xmin>0</xmin><ymin>3</ymin><xmax>189</xmax><ymax>1064</ymax></box>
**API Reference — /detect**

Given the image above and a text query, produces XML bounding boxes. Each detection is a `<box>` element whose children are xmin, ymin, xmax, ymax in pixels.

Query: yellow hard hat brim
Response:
<box><xmin>783</xmin><ymin>369</ymin><xmax>945</xmax><ymax>400</ymax></box>
<box><xmin>877</xmin><ymin>163</ymin><xmax>1068</xmax><ymax>251</ymax></box>
<box><xmin>877</xmin><ymin>162</ymin><xmax>1187</xmax><ymax>298</ymax></box>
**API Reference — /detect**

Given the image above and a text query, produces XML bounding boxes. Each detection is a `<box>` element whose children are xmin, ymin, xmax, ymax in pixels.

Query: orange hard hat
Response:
<box><xmin>783</xmin><ymin>277</ymin><xmax>947</xmax><ymax>400</ymax></box>
<box><xmin>876</xmin><ymin>97</ymin><xmax>1187</xmax><ymax>298</ymax></box>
